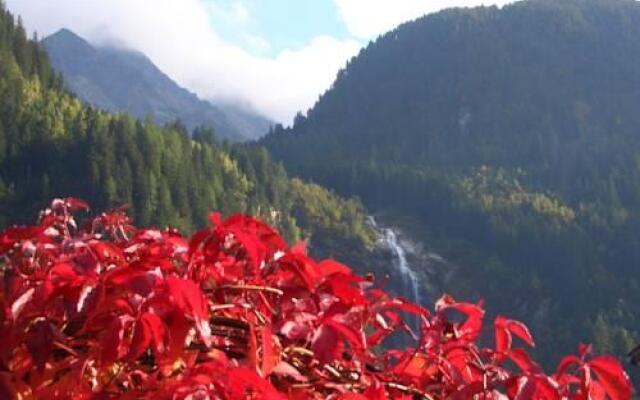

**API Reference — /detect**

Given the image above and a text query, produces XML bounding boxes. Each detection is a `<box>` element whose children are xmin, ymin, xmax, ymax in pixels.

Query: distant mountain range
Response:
<box><xmin>43</xmin><ymin>29</ymin><xmax>271</xmax><ymax>141</ymax></box>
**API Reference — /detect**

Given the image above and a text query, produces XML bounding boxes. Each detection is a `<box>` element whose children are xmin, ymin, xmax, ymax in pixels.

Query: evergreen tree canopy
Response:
<box><xmin>263</xmin><ymin>0</ymin><xmax>640</xmax><ymax>369</ymax></box>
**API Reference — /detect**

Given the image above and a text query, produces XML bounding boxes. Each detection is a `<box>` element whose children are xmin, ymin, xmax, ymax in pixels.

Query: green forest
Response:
<box><xmin>0</xmin><ymin>3</ymin><xmax>375</xmax><ymax>271</ymax></box>
<box><xmin>263</xmin><ymin>0</ymin><xmax>640</xmax><ymax>367</ymax></box>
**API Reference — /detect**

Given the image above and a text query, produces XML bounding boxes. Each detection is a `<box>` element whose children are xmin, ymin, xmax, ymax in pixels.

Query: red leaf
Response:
<box><xmin>227</xmin><ymin>366</ymin><xmax>285</xmax><ymax>400</ymax></box>
<box><xmin>533</xmin><ymin>376</ymin><xmax>562</xmax><ymax>400</ymax></box>
<box><xmin>380</xmin><ymin>298</ymin><xmax>429</xmax><ymax>317</ymax></box>
<box><xmin>101</xmin><ymin>316</ymin><xmax>128</xmax><ymax>365</ymax></box>
<box><xmin>311</xmin><ymin>324</ymin><xmax>341</xmax><ymax>364</ymax></box>
<box><xmin>588</xmin><ymin>356</ymin><xmax>632</xmax><ymax>400</ymax></box>
<box><xmin>270</xmin><ymin>362</ymin><xmax>306</xmax><ymax>382</ymax></box>
<box><xmin>436</xmin><ymin>294</ymin><xmax>484</xmax><ymax>341</ymax></box>
<box><xmin>129</xmin><ymin>312</ymin><xmax>167</xmax><ymax>360</ymax></box>
<box><xmin>291</xmin><ymin>240</ymin><xmax>307</xmax><ymax>255</ymax></box>
<box><xmin>209</xmin><ymin>212</ymin><xmax>221</xmax><ymax>227</ymax></box>
<box><xmin>90</xmin><ymin>241</ymin><xmax>124</xmax><ymax>263</ymax></box>
<box><xmin>166</xmin><ymin>310</ymin><xmax>191</xmax><ymax>361</ymax></box>
<box><xmin>506</xmin><ymin>317</ymin><xmax>535</xmax><ymax>347</ymax></box>
<box><xmin>166</xmin><ymin>277</ymin><xmax>208</xmax><ymax>320</ymax></box>
<box><xmin>166</xmin><ymin>277</ymin><xmax>210</xmax><ymax>345</ymax></box>
<box><xmin>25</xmin><ymin>320</ymin><xmax>53</xmax><ymax>372</ymax></box>
<box><xmin>579</xmin><ymin>343</ymin><xmax>594</xmax><ymax>358</ymax></box>
<box><xmin>10</xmin><ymin>287</ymin><xmax>34</xmax><ymax>321</ymax></box>
<box><xmin>495</xmin><ymin>319</ymin><xmax>511</xmax><ymax>354</ymax></box>
<box><xmin>227</xmin><ymin>224</ymin><xmax>265</xmax><ymax>275</ymax></box>
<box><xmin>129</xmin><ymin>318</ymin><xmax>152</xmax><ymax>361</ymax></box>
<box><xmin>261</xmin><ymin>327</ymin><xmax>280</xmax><ymax>376</ymax></box>
<box><xmin>0</xmin><ymin>225</ymin><xmax>47</xmax><ymax>253</ymax></box>
<box><xmin>316</xmin><ymin>259</ymin><xmax>351</xmax><ymax>277</ymax></box>
<box><xmin>395</xmin><ymin>353</ymin><xmax>429</xmax><ymax>380</ymax></box>
<box><xmin>367</xmin><ymin>327</ymin><xmax>390</xmax><ymax>347</ymax></box>
<box><xmin>323</xmin><ymin>318</ymin><xmax>366</xmax><ymax>353</ymax></box>
<box><xmin>0</xmin><ymin>373</ymin><xmax>18</xmax><ymax>400</ymax></box>
<box><xmin>338</xmin><ymin>394</ymin><xmax>368</xmax><ymax>400</ymax></box>
<box><xmin>508</xmin><ymin>348</ymin><xmax>541</xmax><ymax>373</ymax></box>
<box><xmin>589</xmin><ymin>380</ymin><xmax>608</xmax><ymax>400</ymax></box>
<box><xmin>65</xmin><ymin>197</ymin><xmax>90</xmax><ymax>212</ymax></box>
<box><xmin>556</xmin><ymin>354</ymin><xmax>581</xmax><ymax>377</ymax></box>
<box><xmin>278</xmin><ymin>253</ymin><xmax>320</xmax><ymax>289</ymax></box>
<box><xmin>323</xmin><ymin>275</ymin><xmax>367</xmax><ymax>306</ymax></box>
<box><xmin>514</xmin><ymin>376</ymin><xmax>537</xmax><ymax>400</ymax></box>
<box><xmin>249</xmin><ymin>325</ymin><xmax>280</xmax><ymax>377</ymax></box>
<box><xmin>106</xmin><ymin>266</ymin><xmax>157</xmax><ymax>296</ymax></box>
<box><xmin>75</xmin><ymin>285</ymin><xmax>96</xmax><ymax>313</ymax></box>
<box><xmin>362</xmin><ymin>380</ymin><xmax>387</xmax><ymax>400</ymax></box>
<box><xmin>143</xmin><ymin>313</ymin><xmax>167</xmax><ymax>355</ymax></box>
<box><xmin>495</xmin><ymin>315</ymin><xmax>535</xmax><ymax>354</ymax></box>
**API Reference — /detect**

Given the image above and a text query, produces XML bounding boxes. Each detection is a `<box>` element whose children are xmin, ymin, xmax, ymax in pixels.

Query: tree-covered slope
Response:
<box><xmin>42</xmin><ymin>29</ymin><xmax>272</xmax><ymax>141</ymax></box>
<box><xmin>0</xmin><ymin>4</ymin><xmax>374</xmax><ymax>268</ymax></box>
<box><xmin>268</xmin><ymin>0</ymin><xmax>640</xmax><ymax>190</ymax></box>
<box><xmin>263</xmin><ymin>0</ymin><xmax>640</xmax><ymax>366</ymax></box>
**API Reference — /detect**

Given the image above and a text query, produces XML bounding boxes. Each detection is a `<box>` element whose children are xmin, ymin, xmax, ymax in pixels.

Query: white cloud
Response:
<box><xmin>207</xmin><ymin>1</ymin><xmax>251</xmax><ymax>25</ymax></box>
<box><xmin>229</xmin><ymin>1</ymin><xmax>251</xmax><ymax>24</ymax></box>
<box><xmin>5</xmin><ymin>0</ymin><xmax>518</xmax><ymax>123</ymax></box>
<box><xmin>333</xmin><ymin>0</ymin><xmax>514</xmax><ymax>39</ymax></box>
<box><xmin>5</xmin><ymin>0</ymin><xmax>361</xmax><ymax>124</ymax></box>
<box><xmin>238</xmin><ymin>32</ymin><xmax>272</xmax><ymax>54</ymax></box>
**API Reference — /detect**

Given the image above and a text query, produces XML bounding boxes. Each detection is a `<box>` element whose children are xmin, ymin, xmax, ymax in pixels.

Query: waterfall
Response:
<box><xmin>383</xmin><ymin>228</ymin><xmax>422</xmax><ymax>306</ymax></box>
<box><xmin>368</xmin><ymin>217</ymin><xmax>422</xmax><ymax>306</ymax></box>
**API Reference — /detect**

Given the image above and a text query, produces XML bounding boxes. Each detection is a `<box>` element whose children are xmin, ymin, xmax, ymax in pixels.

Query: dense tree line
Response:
<box><xmin>0</xmin><ymin>2</ymin><xmax>374</xmax><ymax>267</ymax></box>
<box><xmin>264</xmin><ymin>0</ymin><xmax>640</xmax><ymax>369</ymax></box>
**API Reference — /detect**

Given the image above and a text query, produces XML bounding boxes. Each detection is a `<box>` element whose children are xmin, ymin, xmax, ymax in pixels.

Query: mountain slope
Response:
<box><xmin>267</xmin><ymin>0</ymin><xmax>640</xmax><ymax>184</ymax></box>
<box><xmin>0</xmin><ymin>5</ymin><xmax>380</xmax><ymax>275</ymax></box>
<box><xmin>264</xmin><ymin>0</ymin><xmax>640</xmax><ymax>367</ymax></box>
<box><xmin>42</xmin><ymin>29</ymin><xmax>272</xmax><ymax>141</ymax></box>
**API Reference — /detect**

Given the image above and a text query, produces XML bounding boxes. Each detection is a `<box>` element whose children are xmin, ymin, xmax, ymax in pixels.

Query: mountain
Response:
<box><xmin>264</xmin><ymin>0</ymin><xmax>640</xmax><ymax>368</ymax></box>
<box><xmin>42</xmin><ymin>28</ymin><xmax>272</xmax><ymax>141</ymax></box>
<box><xmin>0</xmin><ymin>5</ymin><xmax>381</xmax><ymax>277</ymax></box>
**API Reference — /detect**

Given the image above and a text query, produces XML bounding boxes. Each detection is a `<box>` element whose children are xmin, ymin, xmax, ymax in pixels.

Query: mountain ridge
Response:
<box><xmin>43</xmin><ymin>28</ymin><xmax>272</xmax><ymax>141</ymax></box>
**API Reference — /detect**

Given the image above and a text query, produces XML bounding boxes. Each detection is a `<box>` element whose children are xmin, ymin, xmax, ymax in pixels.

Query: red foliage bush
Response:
<box><xmin>0</xmin><ymin>198</ymin><xmax>633</xmax><ymax>399</ymax></box>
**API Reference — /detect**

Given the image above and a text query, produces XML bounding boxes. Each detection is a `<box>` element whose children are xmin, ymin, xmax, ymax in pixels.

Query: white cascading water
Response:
<box><xmin>368</xmin><ymin>217</ymin><xmax>422</xmax><ymax>306</ymax></box>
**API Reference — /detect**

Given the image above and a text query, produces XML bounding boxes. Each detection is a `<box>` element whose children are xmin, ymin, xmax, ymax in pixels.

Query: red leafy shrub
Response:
<box><xmin>0</xmin><ymin>198</ymin><xmax>633</xmax><ymax>399</ymax></box>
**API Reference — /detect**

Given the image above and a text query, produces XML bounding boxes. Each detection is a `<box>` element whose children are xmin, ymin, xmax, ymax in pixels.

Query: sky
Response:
<box><xmin>6</xmin><ymin>0</ymin><xmax>514</xmax><ymax>124</ymax></box>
